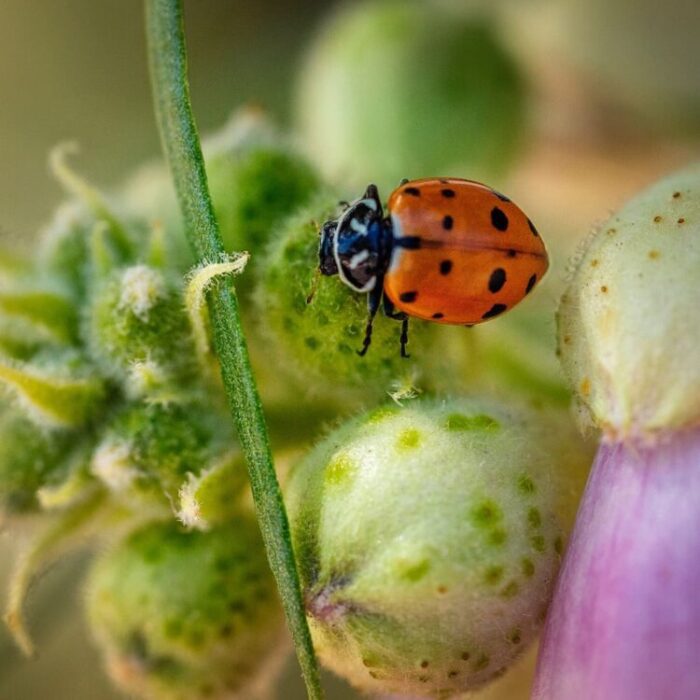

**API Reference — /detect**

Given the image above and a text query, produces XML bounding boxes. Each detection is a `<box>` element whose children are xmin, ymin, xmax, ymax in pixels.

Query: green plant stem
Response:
<box><xmin>144</xmin><ymin>2</ymin><xmax>322</xmax><ymax>698</ymax></box>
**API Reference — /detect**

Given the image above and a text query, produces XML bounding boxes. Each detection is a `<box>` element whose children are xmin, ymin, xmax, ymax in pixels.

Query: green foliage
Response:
<box><xmin>85</xmin><ymin>517</ymin><xmax>285</xmax><ymax>700</ymax></box>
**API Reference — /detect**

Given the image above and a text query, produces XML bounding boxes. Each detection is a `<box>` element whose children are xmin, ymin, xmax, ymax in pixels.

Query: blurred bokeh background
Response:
<box><xmin>1</xmin><ymin>0</ymin><xmax>698</xmax><ymax>698</ymax></box>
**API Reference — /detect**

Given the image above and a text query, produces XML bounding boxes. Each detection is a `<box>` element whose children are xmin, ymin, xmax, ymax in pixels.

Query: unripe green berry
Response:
<box><xmin>256</xmin><ymin>194</ymin><xmax>433</xmax><ymax>393</ymax></box>
<box><xmin>85</xmin><ymin>265</ymin><xmax>194</xmax><ymax>384</ymax></box>
<box><xmin>85</xmin><ymin>517</ymin><xmax>285</xmax><ymax>700</ymax></box>
<box><xmin>0</xmin><ymin>408</ymin><xmax>73</xmax><ymax>513</ymax></box>
<box><xmin>558</xmin><ymin>163</ymin><xmax>700</xmax><ymax>439</ymax></box>
<box><xmin>296</xmin><ymin>0</ymin><xmax>527</xmax><ymax>192</ymax></box>
<box><xmin>286</xmin><ymin>398</ymin><xmax>579</xmax><ymax>697</ymax></box>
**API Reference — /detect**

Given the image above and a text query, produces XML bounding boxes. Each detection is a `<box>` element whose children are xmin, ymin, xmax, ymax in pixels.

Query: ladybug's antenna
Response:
<box><xmin>306</xmin><ymin>267</ymin><xmax>322</xmax><ymax>305</ymax></box>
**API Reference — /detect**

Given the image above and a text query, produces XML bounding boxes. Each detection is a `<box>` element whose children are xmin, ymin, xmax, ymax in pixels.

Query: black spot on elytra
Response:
<box><xmin>482</xmin><ymin>303</ymin><xmax>507</xmax><ymax>319</ymax></box>
<box><xmin>488</xmin><ymin>268</ymin><xmax>506</xmax><ymax>293</ymax></box>
<box><xmin>400</xmin><ymin>291</ymin><xmax>418</xmax><ymax>303</ymax></box>
<box><xmin>507</xmin><ymin>249</ymin><xmax>517</xmax><ymax>258</ymax></box>
<box><xmin>432</xmin><ymin>312</ymin><xmax>444</xmax><ymax>319</ymax></box>
<box><xmin>442</xmin><ymin>215</ymin><xmax>454</xmax><ymax>230</ymax></box>
<box><xmin>493</xmin><ymin>190</ymin><xmax>511</xmax><ymax>202</ymax></box>
<box><xmin>491</xmin><ymin>207</ymin><xmax>509</xmax><ymax>232</ymax></box>
<box><xmin>404</xmin><ymin>187</ymin><xmax>421</xmax><ymax>197</ymax></box>
<box><xmin>527</xmin><ymin>218</ymin><xmax>539</xmax><ymax>237</ymax></box>
<box><xmin>441</xmin><ymin>188</ymin><xmax>456</xmax><ymax>198</ymax></box>
<box><xmin>526</xmin><ymin>274</ymin><xmax>537</xmax><ymax>294</ymax></box>
<box><xmin>439</xmin><ymin>260</ymin><xmax>453</xmax><ymax>275</ymax></box>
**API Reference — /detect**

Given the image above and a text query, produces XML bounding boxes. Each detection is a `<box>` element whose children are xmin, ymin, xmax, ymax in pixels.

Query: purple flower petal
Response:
<box><xmin>533</xmin><ymin>427</ymin><xmax>700</xmax><ymax>700</ymax></box>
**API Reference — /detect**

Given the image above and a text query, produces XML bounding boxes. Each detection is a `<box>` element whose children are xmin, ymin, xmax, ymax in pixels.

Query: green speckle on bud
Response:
<box><xmin>558</xmin><ymin>163</ymin><xmax>700</xmax><ymax>439</ymax></box>
<box><xmin>86</xmin><ymin>265</ymin><xmax>194</xmax><ymax>384</ymax></box>
<box><xmin>286</xmin><ymin>398</ymin><xmax>580</xmax><ymax>696</ymax></box>
<box><xmin>296</xmin><ymin>0</ymin><xmax>527</xmax><ymax>191</ymax></box>
<box><xmin>256</xmin><ymin>194</ymin><xmax>433</xmax><ymax>392</ymax></box>
<box><xmin>85</xmin><ymin>518</ymin><xmax>285</xmax><ymax>700</ymax></box>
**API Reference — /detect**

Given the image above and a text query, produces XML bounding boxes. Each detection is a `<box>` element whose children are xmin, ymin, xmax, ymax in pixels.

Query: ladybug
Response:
<box><xmin>316</xmin><ymin>178</ymin><xmax>548</xmax><ymax>357</ymax></box>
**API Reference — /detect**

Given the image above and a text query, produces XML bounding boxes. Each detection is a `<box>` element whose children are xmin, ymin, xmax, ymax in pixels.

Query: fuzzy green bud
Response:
<box><xmin>0</xmin><ymin>409</ymin><xmax>73</xmax><ymax>513</ymax></box>
<box><xmin>86</xmin><ymin>265</ymin><xmax>194</xmax><ymax>385</ymax></box>
<box><xmin>256</xmin><ymin>194</ymin><xmax>433</xmax><ymax>393</ymax></box>
<box><xmin>209</xmin><ymin>145</ymin><xmax>320</xmax><ymax>259</ymax></box>
<box><xmin>286</xmin><ymin>398</ymin><xmax>581</xmax><ymax>697</ymax></box>
<box><xmin>558</xmin><ymin>163</ymin><xmax>700</xmax><ymax>440</ymax></box>
<box><xmin>91</xmin><ymin>402</ymin><xmax>239</xmax><ymax>513</ymax></box>
<box><xmin>85</xmin><ymin>518</ymin><xmax>286</xmax><ymax>700</ymax></box>
<box><xmin>121</xmin><ymin>108</ymin><xmax>319</xmax><ymax>276</ymax></box>
<box><xmin>296</xmin><ymin>1</ymin><xmax>526</xmax><ymax>192</ymax></box>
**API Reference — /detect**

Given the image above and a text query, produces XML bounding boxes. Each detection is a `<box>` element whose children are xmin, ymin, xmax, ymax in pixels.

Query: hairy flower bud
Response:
<box><xmin>286</xmin><ymin>398</ymin><xmax>586</xmax><ymax>697</ymax></box>
<box><xmin>0</xmin><ymin>409</ymin><xmax>74</xmax><ymax>513</ymax></box>
<box><xmin>86</xmin><ymin>265</ymin><xmax>195</xmax><ymax>385</ymax></box>
<box><xmin>91</xmin><ymin>402</ymin><xmax>239</xmax><ymax>513</ymax></box>
<box><xmin>558</xmin><ymin>162</ymin><xmax>700</xmax><ymax>439</ymax></box>
<box><xmin>85</xmin><ymin>517</ymin><xmax>286</xmax><ymax>700</ymax></box>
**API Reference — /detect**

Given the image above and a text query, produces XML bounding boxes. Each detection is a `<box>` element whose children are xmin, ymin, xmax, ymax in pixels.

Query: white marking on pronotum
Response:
<box><xmin>362</xmin><ymin>197</ymin><xmax>378</xmax><ymax>211</ymax></box>
<box><xmin>349</xmin><ymin>249</ymin><xmax>370</xmax><ymax>269</ymax></box>
<box><xmin>350</xmin><ymin>217</ymin><xmax>368</xmax><ymax>235</ymax></box>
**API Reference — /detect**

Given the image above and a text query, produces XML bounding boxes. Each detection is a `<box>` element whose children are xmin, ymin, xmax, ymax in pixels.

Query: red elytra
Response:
<box><xmin>385</xmin><ymin>178</ymin><xmax>548</xmax><ymax>325</ymax></box>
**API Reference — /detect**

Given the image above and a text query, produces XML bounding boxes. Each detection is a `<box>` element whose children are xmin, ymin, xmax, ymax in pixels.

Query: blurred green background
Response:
<box><xmin>0</xmin><ymin>0</ymin><xmax>698</xmax><ymax>698</ymax></box>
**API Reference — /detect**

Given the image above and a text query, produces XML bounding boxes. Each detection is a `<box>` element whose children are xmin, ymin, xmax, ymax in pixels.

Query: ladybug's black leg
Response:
<box><xmin>357</xmin><ymin>283</ymin><xmax>382</xmax><ymax>357</ymax></box>
<box><xmin>400</xmin><ymin>317</ymin><xmax>410</xmax><ymax>359</ymax></box>
<box><xmin>382</xmin><ymin>295</ymin><xmax>410</xmax><ymax>358</ymax></box>
<box><xmin>382</xmin><ymin>294</ymin><xmax>407</xmax><ymax>320</ymax></box>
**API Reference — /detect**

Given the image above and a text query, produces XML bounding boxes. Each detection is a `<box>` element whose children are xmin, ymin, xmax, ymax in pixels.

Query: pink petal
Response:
<box><xmin>533</xmin><ymin>427</ymin><xmax>700</xmax><ymax>700</ymax></box>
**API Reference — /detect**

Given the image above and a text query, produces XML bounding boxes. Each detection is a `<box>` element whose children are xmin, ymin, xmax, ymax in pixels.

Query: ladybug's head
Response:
<box><xmin>318</xmin><ymin>219</ymin><xmax>339</xmax><ymax>276</ymax></box>
<box><xmin>317</xmin><ymin>184</ymin><xmax>385</xmax><ymax>293</ymax></box>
